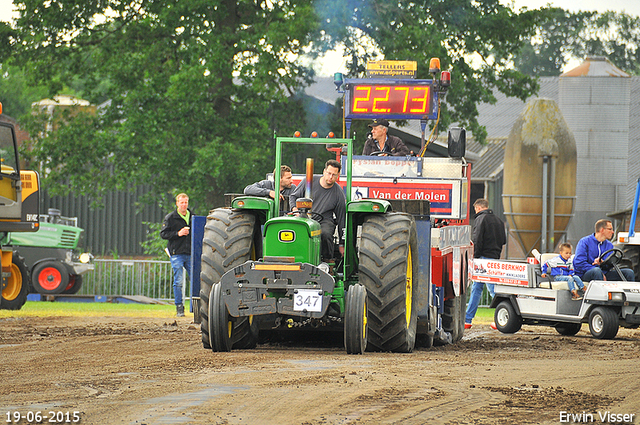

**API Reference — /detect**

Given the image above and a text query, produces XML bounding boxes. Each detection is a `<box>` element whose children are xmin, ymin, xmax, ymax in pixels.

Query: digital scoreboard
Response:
<box><xmin>344</xmin><ymin>80</ymin><xmax>437</xmax><ymax>120</ymax></box>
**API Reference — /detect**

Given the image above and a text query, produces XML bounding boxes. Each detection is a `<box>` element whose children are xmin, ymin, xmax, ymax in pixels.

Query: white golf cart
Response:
<box><xmin>472</xmin><ymin>249</ymin><xmax>640</xmax><ymax>339</ymax></box>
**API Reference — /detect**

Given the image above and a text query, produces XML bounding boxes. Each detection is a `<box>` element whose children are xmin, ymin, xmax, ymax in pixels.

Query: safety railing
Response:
<box><xmin>78</xmin><ymin>259</ymin><xmax>182</xmax><ymax>300</ymax></box>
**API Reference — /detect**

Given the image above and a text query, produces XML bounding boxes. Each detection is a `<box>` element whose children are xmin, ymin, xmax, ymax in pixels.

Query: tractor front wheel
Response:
<box><xmin>32</xmin><ymin>261</ymin><xmax>69</xmax><ymax>294</ymax></box>
<box><xmin>1</xmin><ymin>253</ymin><xmax>29</xmax><ymax>310</ymax></box>
<box><xmin>199</xmin><ymin>208</ymin><xmax>260</xmax><ymax>350</ymax></box>
<box><xmin>344</xmin><ymin>284</ymin><xmax>368</xmax><ymax>354</ymax></box>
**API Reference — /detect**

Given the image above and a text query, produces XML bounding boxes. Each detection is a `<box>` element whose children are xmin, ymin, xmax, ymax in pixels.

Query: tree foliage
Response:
<box><xmin>4</xmin><ymin>0</ymin><xmax>550</xmax><ymax>209</ymax></box>
<box><xmin>316</xmin><ymin>0</ymin><xmax>544</xmax><ymax>142</ymax></box>
<box><xmin>7</xmin><ymin>0</ymin><xmax>325</xmax><ymax>211</ymax></box>
<box><xmin>515</xmin><ymin>8</ymin><xmax>640</xmax><ymax>76</ymax></box>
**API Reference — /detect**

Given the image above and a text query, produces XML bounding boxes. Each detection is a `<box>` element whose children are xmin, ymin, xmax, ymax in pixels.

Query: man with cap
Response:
<box><xmin>362</xmin><ymin>118</ymin><xmax>411</xmax><ymax>156</ymax></box>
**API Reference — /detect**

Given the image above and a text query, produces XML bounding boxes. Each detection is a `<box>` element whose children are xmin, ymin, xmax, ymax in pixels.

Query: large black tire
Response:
<box><xmin>555</xmin><ymin>322</ymin><xmax>582</xmax><ymax>336</ymax></box>
<box><xmin>442</xmin><ymin>292</ymin><xmax>466</xmax><ymax>343</ymax></box>
<box><xmin>62</xmin><ymin>275</ymin><xmax>83</xmax><ymax>294</ymax></box>
<box><xmin>344</xmin><ymin>284</ymin><xmax>368</xmax><ymax>354</ymax></box>
<box><xmin>589</xmin><ymin>306</ymin><xmax>619</xmax><ymax>339</ymax></box>
<box><xmin>1</xmin><ymin>253</ymin><xmax>29</xmax><ymax>310</ymax></box>
<box><xmin>31</xmin><ymin>261</ymin><xmax>69</xmax><ymax>294</ymax></box>
<box><xmin>621</xmin><ymin>245</ymin><xmax>640</xmax><ymax>281</ymax></box>
<box><xmin>359</xmin><ymin>213</ymin><xmax>418</xmax><ymax>352</ymax></box>
<box><xmin>199</xmin><ymin>208</ymin><xmax>260</xmax><ymax>350</ymax></box>
<box><xmin>209</xmin><ymin>282</ymin><xmax>232</xmax><ymax>351</ymax></box>
<box><xmin>494</xmin><ymin>300</ymin><xmax>522</xmax><ymax>334</ymax></box>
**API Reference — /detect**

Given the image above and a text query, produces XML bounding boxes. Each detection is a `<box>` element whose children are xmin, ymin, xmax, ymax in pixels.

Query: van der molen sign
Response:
<box><xmin>366</xmin><ymin>61</ymin><xmax>417</xmax><ymax>78</ymax></box>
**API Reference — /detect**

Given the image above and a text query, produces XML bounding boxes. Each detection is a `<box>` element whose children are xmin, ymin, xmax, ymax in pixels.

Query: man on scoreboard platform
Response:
<box><xmin>362</xmin><ymin>118</ymin><xmax>411</xmax><ymax>156</ymax></box>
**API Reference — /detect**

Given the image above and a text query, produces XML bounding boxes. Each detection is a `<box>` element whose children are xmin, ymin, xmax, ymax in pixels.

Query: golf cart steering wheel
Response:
<box><xmin>598</xmin><ymin>248</ymin><xmax>624</xmax><ymax>269</ymax></box>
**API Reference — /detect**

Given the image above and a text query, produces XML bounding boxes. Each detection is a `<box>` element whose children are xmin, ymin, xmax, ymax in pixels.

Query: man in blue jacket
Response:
<box><xmin>574</xmin><ymin>219</ymin><xmax>634</xmax><ymax>282</ymax></box>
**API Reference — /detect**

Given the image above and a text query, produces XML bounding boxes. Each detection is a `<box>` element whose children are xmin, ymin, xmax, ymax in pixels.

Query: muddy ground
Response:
<box><xmin>2</xmin><ymin>314</ymin><xmax>640</xmax><ymax>425</ymax></box>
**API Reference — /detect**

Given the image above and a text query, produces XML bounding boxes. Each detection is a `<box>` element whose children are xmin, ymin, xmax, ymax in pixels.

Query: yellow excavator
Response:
<box><xmin>0</xmin><ymin>102</ymin><xmax>40</xmax><ymax>310</ymax></box>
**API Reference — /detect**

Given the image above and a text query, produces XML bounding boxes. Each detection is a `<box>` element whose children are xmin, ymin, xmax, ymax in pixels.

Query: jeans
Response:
<box><xmin>465</xmin><ymin>281</ymin><xmax>495</xmax><ymax>324</ymax></box>
<box><xmin>581</xmin><ymin>267</ymin><xmax>635</xmax><ymax>282</ymax></box>
<box><xmin>465</xmin><ymin>256</ymin><xmax>495</xmax><ymax>324</ymax></box>
<box><xmin>554</xmin><ymin>275</ymin><xmax>585</xmax><ymax>291</ymax></box>
<box><xmin>170</xmin><ymin>254</ymin><xmax>191</xmax><ymax>306</ymax></box>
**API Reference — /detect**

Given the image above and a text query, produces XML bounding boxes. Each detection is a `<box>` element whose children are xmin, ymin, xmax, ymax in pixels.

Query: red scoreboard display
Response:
<box><xmin>345</xmin><ymin>80</ymin><xmax>437</xmax><ymax>120</ymax></box>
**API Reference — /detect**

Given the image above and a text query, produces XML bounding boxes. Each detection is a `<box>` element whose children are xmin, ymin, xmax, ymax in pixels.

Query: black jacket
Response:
<box><xmin>160</xmin><ymin>209</ymin><xmax>192</xmax><ymax>256</ymax></box>
<box><xmin>473</xmin><ymin>209</ymin><xmax>505</xmax><ymax>259</ymax></box>
<box><xmin>362</xmin><ymin>134</ymin><xmax>410</xmax><ymax>156</ymax></box>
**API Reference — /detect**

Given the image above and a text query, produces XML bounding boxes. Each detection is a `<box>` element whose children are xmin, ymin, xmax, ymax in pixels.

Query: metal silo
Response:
<box><xmin>559</xmin><ymin>57</ymin><xmax>631</xmax><ymax>243</ymax></box>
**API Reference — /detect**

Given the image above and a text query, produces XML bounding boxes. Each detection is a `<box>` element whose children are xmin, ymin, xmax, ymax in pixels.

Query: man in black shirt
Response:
<box><xmin>289</xmin><ymin>159</ymin><xmax>346</xmax><ymax>260</ymax></box>
<box><xmin>465</xmin><ymin>198</ymin><xmax>506</xmax><ymax>329</ymax></box>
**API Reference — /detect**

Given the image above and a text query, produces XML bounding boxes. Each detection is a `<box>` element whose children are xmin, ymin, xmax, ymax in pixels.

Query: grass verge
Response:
<box><xmin>0</xmin><ymin>301</ymin><xmax>191</xmax><ymax>319</ymax></box>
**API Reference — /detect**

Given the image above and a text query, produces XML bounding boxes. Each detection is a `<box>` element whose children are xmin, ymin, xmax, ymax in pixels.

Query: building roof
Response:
<box><xmin>560</xmin><ymin>56</ymin><xmax>630</xmax><ymax>78</ymax></box>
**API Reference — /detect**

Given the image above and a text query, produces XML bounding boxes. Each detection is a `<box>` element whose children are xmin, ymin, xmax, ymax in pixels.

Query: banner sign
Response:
<box><xmin>471</xmin><ymin>258</ymin><xmax>529</xmax><ymax>286</ymax></box>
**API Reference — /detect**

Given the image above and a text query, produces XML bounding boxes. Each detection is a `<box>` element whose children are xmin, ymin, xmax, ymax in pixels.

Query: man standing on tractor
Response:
<box><xmin>161</xmin><ymin>193</ymin><xmax>192</xmax><ymax>317</ymax></box>
<box><xmin>362</xmin><ymin>118</ymin><xmax>411</xmax><ymax>156</ymax></box>
<box><xmin>289</xmin><ymin>159</ymin><xmax>346</xmax><ymax>261</ymax></box>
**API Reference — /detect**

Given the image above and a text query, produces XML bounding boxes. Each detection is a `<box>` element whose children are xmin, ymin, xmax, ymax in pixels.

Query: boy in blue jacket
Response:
<box><xmin>542</xmin><ymin>243</ymin><xmax>585</xmax><ymax>300</ymax></box>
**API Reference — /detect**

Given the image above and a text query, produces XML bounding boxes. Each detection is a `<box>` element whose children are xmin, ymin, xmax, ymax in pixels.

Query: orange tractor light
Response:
<box><xmin>429</xmin><ymin>58</ymin><xmax>441</xmax><ymax>74</ymax></box>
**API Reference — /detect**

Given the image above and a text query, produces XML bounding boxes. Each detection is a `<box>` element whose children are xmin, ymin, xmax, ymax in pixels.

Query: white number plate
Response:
<box><xmin>293</xmin><ymin>289</ymin><xmax>322</xmax><ymax>312</ymax></box>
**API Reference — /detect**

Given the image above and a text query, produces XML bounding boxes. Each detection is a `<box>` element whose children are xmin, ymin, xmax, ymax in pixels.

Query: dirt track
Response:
<box><xmin>2</xmin><ymin>314</ymin><xmax>640</xmax><ymax>425</ymax></box>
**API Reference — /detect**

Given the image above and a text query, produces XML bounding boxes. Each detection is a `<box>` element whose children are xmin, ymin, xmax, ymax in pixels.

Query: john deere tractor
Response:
<box><xmin>199</xmin><ymin>136</ymin><xmax>427</xmax><ymax>354</ymax></box>
<box><xmin>0</xmin><ymin>103</ymin><xmax>40</xmax><ymax>310</ymax></box>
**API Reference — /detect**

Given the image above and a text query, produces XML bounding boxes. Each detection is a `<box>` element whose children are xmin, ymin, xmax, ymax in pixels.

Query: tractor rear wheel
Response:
<box><xmin>621</xmin><ymin>245</ymin><xmax>640</xmax><ymax>281</ymax></box>
<box><xmin>199</xmin><ymin>208</ymin><xmax>260</xmax><ymax>350</ymax></box>
<box><xmin>359</xmin><ymin>213</ymin><xmax>418</xmax><ymax>352</ymax></box>
<box><xmin>32</xmin><ymin>261</ymin><xmax>69</xmax><ymax>294</ymax></box>
<box><xmin>1</xmin><ymin>253</ymin><xmax>29</xmax><ymax>310</ymax></box>
<box><xmin>344</xmin><ymin>284</ymin><xmax>368</xmax><ymax>354</ymax></box>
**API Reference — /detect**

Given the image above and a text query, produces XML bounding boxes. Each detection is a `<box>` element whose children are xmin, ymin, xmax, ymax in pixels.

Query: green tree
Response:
<box><xmin>316</xmin><ymin>0</ymin><xmax>545</xmax><ymax>142</ymax></box>
<box><xmin>4</xmin><ymin>0</ymin><xmax>552</xmax><ymax>212</ymax></box>
<box><xmin>514</xmin><ymin>9</ymin><xmax>640</xmax><ymax>77</ymax></box>
<box><xmin>7</xmin><ymin>0</ymin><xmax>325</xmax><ymax>211</ymax></box>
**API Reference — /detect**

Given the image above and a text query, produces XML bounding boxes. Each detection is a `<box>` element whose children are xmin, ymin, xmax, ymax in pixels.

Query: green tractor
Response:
<box><xmin>199</xmin><ymin>136</ymin><xmax>427</xmax><ymax>354</ymax></box>
<box><xmin>9</xmin><ymin>209</ymin><xmax>93</xmax><ymax>295</ymax></box>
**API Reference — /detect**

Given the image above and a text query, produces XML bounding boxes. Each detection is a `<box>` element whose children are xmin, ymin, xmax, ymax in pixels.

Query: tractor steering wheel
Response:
<box><xmin>598</xmin><ymin>248</ymin><xmax>624</xmax><ymax>270</ymax></box>
<box><xmin>369</xmin><ymin>151</ymin><xmax>388</xmax><ymax>156</ymax></box>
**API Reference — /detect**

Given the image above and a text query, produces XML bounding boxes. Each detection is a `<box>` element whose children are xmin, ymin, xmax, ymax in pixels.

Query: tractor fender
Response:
<box><xmin>31</xmin><ymin>258</ymin><xmax>75</xmax><ymax>275</ymax></box>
